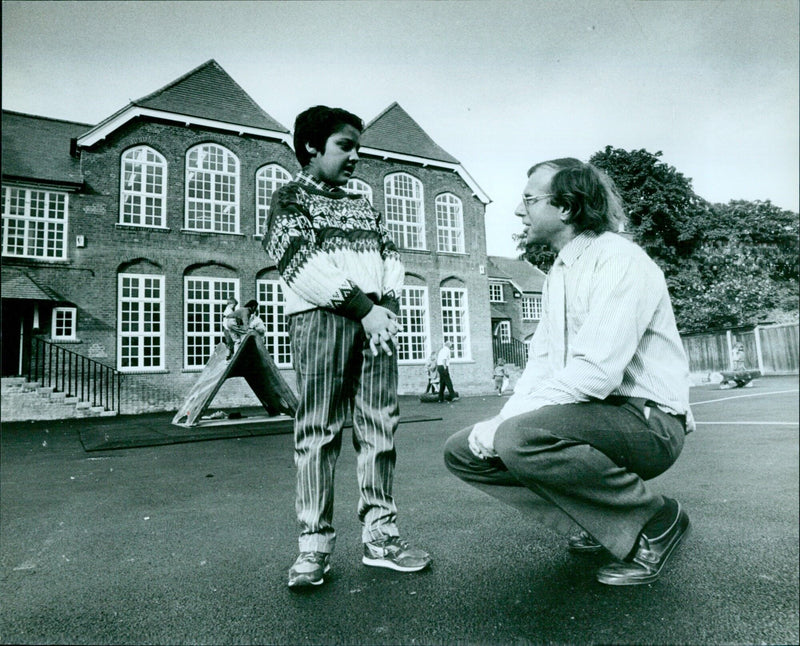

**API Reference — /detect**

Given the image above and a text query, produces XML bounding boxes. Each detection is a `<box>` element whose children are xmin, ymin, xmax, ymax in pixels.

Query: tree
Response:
<box><xmin>671</xmin><ymin>200</ymin><xmax>799</xmax><ymax>332</ymax></box>
<box><xmin>589</xmin><ymin>146</ymin><xmax>708</xmax><ymax>274</ymax></box>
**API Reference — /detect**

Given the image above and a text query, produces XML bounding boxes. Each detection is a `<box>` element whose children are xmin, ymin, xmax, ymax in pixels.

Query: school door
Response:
<box><xmin>1</xmin><ymin>300</ymin><xmax>35</xmax><ymax>376</ymax></box>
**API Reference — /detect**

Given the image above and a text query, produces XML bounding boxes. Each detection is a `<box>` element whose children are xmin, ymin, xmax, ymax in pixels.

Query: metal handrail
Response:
<box><xmin>492</xmin><ymin>336</ymin><xmax>529</xmax><ymax>368</ymax></box>
<box><xmin>26</xmin><ymin>337</ymin><xmax>121</xmax><ymax>414</ymax></box>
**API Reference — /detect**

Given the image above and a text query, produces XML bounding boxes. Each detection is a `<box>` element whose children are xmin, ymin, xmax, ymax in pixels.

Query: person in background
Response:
<box><xmin>444</xmin><ymin>157</ymin><xmax>694</xmax><ymax>587</ymax></box>
<box><xmin>720</xmin><ymin>341</ymin><xmax>753</xmax><ymax>389</ymax></box>
<box><xmin>222</xmin><ymin>297</ymin><xmax>238</xmax><ymax>360</ymax></box>
<box><xmin>264</xmin><ymin>105</ymin><xmax>431</xmax><ymax>589</ymax></box>
<box><xmin>225</xmin><ymin>299</ymin><xmax>259</xmax><ymax>360</ymax></box>
<box><xmin>493</xmin><ymin>358</ymin><xmax>509</xmax><ymax>396</ymax></box>
<box><xmin>437</xmin><ymin>340</ymin><xmax>459</xmax><ymax>403</ymax></box>
<box><xmin>425</xmin><ymin>351</ymin><xmax>440</xmax><ymax>394</ymax></box>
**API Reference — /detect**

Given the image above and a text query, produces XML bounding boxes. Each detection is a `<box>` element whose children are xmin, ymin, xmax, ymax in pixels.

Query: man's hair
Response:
<box><xmin>528</xmin><ymin>158</ymin><xmax>627</xmax><ymax>234</ymax></box>
<box><xmin>293</xmin><ymin>106</ymin><xmax>364</xmax><ymax>168</ymax></box>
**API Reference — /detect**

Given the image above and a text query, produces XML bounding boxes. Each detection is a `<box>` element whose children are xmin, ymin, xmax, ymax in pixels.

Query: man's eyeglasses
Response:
<box><xmin>521</xmin><ymin>194</ymin><xmax>554</xmax><ymax>212</ymax></box>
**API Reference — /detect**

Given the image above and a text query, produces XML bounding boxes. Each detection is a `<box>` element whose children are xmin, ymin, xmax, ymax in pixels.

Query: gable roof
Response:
<box><xmin>1</xmin><ymin>111</ymin><xmax>88</xmax><ymax>187</ymax></box>
<box><xmin>78</xmin><ymin>60</ymin><xmax>291</xmax><ymax>147</ymax></box>
<box><xmin>134</xmin><ymin>60</ymin><xmax>287</xmax><ymax>132</ymax></box>
<box><xmin>359</xmin><ymin>102</ymin><xmax>490</xmax><ymax>205</ymax></box>
<box><xmin>361</xmin><ymin>102</ymin><xmax>458</xmax><ymax>164</ymax></box>
<box><xmin>487</xmin><ymin>256</ymin><xmax>546</xmax><ymax>293</ymax></box>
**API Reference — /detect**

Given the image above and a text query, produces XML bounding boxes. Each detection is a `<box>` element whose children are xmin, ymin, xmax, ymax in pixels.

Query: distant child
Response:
<box><xmin>493</xmin><ymin>358</ymin><xmax>509</xmax><ymax>396</ymax></box>
<box><xmin>425</xmin><ymin>351</ymin><xmax>439</xmax><ymax>393</ymax></box>
<box><xmin>226</xmin><ymin>299</ymin><xmax>259</xmax><ymax>360</ymax></box>
<box><xmin>222</xmin><ymin>297</ymin><xmax>238</xmax><ymax>360</ymax></box>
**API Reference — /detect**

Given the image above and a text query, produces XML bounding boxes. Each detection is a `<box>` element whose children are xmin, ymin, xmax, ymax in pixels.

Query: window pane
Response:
<box><xmin>118</xmin><ymin>274</ymin><xmax>165</xmax><ymax>371</ymax></box>
<box><xmin>185</xmin><ymin>144</ymin><xmax>239</xmax><ymax>233</ymax></box>
<box><xmin>1</xmin><ymin>187</ymin><xmax>68</xmax><ymax>259</ymax></box>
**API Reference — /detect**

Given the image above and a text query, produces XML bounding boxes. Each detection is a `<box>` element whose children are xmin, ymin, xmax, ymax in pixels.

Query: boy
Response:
<box><xmin>222</xmin><ymin>297</ymin><xmax>238</xmax><ymax>360</ymax></box>
<box><xmin>263</xmin><ymin>106</ymin><xmax>431</xmax><ymax>588</ymax></box>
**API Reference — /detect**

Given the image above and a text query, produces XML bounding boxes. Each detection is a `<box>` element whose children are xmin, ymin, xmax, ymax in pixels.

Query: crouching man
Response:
<box><xmin>444</xmin><ymin>158</ymin><xmax>694</xmax><ymax>586</ymax></box>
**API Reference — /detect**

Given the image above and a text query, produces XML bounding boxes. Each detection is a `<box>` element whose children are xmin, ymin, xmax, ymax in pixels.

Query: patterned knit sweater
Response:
<box><xmin>263</xmin><ymin>173</ymin><xmax>404</xmax><ymax>319</ymax></box>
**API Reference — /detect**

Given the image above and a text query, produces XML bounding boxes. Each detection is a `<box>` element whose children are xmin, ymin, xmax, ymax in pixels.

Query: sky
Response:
<box><xmin>3</xmin><ymin>0</ymin><xmax>798</xmax><ymax>257</ymax></box>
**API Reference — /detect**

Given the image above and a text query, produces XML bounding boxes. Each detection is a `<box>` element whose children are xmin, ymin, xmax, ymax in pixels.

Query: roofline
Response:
<box><xmin>486</xmin><ymin>276</ymin><xmax>535</xmax><ymax>295</ymax></box>
<box><xmin>2</xmin><ymin>176</ymin><xmax>84</xmax><ymax>192</ymax></box>
<box><xmin>2</xmin><ymin>109</ymin><xmax>94</xmax><ymax>128</ymax></box>
<box><xmin>358</xmin><ymin>146</ymin><xmax>491</xmax><ymax>205</ymax></box>
<box><xmin>76</xmin><ymin>106</ymin><xmax>293</xmax><ymax>148</ymax></box>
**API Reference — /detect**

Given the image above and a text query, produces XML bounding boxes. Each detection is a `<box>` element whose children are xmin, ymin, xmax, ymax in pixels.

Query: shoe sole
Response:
<box><xmin>288</xmin><ymin>564</ymin><xmax>331</xmax><ymax>588</ymax></box>
<box><xmin>597</xmin><ymin>520</ymin><xmax>691</xmax><ymax>586</ymax></box>
<box><xmin>362</xmin><ymin>556</ymin><xmax>431</xmax><ymax>572</ymax></box>
<box><xmin>568</xmin><ymin>543</ymin><xmax>605</xmax><ymax>554</ymax></box>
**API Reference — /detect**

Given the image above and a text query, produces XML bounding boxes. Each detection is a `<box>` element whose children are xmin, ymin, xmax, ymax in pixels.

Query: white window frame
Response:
<box><xmin>346</xmin><ymin>178</ymin><xmax>373</xmax><ymax>204</ymax></box>
<box><xmin>185</xmin><ymin>143</ymin><xmax>240</xmax><ymax>234</ymax></box>
<box><xmin>522</xmin><ymin>295</ymin><xmax>543</xmax><ymax>321</ymax></box>
<box><xmin>397</xmin><ymin>286</ymin><xmax>430</xmax><ymax>364</ymax></box>
<box><xmin>384</xmin><ymin>172</ymin><xmax>425</xmax><ymax>250</ymax></box>
<box><xmin>440</xmin><ymin>287</ymin><xmax>471</xmax><ymax>360</ymax></box>
<box><xmin>117</xmin><ymin>273</ymin><xmax>165</xmax><ymax>372</ymax></box>
<box><xmin>255</xmin><ymin>164</ymin><xmax>292</xmax><ymax>236</ymax></box>
<box><xmin>489</xmin><ymin>282</ymin><xmax>504</xmax><ymax>303</ymax></box>
<box><xmin>256</xmin><ymin>278</ymin><xmax>292</xmax><ymax>368</ymax></box>
<box><xmin>1</xmin><ymin>186</ymin><xmax>68</xmax><ymax>260</ymax></box>
<box><xmin>51</xmin><ymin>307</ymin><xmax>77</xmax><ymax>342</ymax></box>
<box><xmin>119</xmin><ymin>146</ymin><xmax>167</xmax><ymax>228</ymax></box>
<box><xmin>495</xmin><ymin>320</ymin><xmax>511</xmax><ymax>344</ymax></box>
<box><xmin>435</xmin><ymin>193</ymin><xmax>465</xmax><ymax>254</ymax></box>
<box><xmin>184</xmin><ymin>277</ymin><xmax>240</xmax><ymax>370</ymax></box>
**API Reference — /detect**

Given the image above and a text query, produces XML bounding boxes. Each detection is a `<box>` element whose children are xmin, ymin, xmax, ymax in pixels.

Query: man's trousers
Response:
<box><xmin>444</xmin><ymin>398</ymin><xmax>685</xmax><ymax>560</ymax></box>
<box><xmin>437</xmin><ymin>365</ymin><xmax>456</xmax><ymax>401</ymax></box>
<box><xmin>290</xmin><ymin>309</ymin><xmax>400</xmax><ymax>553</ymax></box>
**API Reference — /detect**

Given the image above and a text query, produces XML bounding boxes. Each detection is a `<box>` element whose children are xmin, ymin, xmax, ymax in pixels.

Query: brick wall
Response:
<box><xmin>13</xmin><ymin>117</ymin><xmax>495</xmax><ymax>412</ymax></box>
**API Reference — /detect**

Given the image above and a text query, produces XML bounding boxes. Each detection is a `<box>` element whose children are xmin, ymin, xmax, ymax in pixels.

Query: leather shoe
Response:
<box><xmin>567</xmin><ymin>530</ymin><xmax>604</xmax><ymax>553</ymax></box>
<box><xmin>596</xmin><ymin>503</ymin><xmax>690</xmax><ymax>586</ymax></box>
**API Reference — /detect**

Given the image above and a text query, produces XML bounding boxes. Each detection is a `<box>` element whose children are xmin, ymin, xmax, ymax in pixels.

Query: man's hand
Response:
<box><xmin>361</xmin><ymin>305</ymin><xmax>401</xmax><ymax>356</ymax></box>
<box><xmin>468</xmin><ymin>415</ymin><xmax>504</xmax><ymax>460</ymax></box>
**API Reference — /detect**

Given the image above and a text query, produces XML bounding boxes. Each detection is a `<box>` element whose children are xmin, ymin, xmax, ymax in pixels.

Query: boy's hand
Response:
<box><xmin>361</xmin><ymin>305</ymin><xmax>401</xmax><ymax>356</ymax></box>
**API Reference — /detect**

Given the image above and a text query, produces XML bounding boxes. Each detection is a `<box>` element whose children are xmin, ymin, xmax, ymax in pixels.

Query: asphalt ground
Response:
<box><xmin>1</xmin><ymin>376</ymin><xmax>798</xmax><ymax>646</ymax></box>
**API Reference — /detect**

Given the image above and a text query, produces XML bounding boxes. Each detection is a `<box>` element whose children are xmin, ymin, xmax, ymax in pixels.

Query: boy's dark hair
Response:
<box><xmin>527</xmin><ymin>158</ymin><xmax>627</xmax><ymax>234</ymax></box>
<box><xmin>293</xmin><ymin>106</ymin><xmax>364</xmax><ymax>168</ymax></box>
<box><xmin>244</xmin><ymin>299</ymin><xmax>259</xmax><ymax>310</ymax></box>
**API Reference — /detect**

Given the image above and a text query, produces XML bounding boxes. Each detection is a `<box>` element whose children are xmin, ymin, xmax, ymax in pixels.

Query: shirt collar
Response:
<box><xmin>295</xmin><ymin>170</ymin><xmax>345</xmax><ymax>194</ymax></box>
<box><xmin>556</xmin><ymin>230</ymin><xmax>599</xmax><ymax>267</ymax></box>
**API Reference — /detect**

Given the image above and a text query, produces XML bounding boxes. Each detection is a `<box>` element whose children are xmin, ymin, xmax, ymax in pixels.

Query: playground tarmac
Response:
<box><xmin>1</xmin><ymin>375</ymin><xmax>798</xmax><ymax>645</ymax></box>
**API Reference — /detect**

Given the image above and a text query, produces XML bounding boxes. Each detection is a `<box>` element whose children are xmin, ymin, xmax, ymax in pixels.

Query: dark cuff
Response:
<box><xmin>336</xmin><ymin>287</ymin><xmax>374</xmax><ymax>320</ymax></box>
<box><xmin>378</xmin><ymin>294</ymin><xmax>400</xmax><ymax>316</ymax></box>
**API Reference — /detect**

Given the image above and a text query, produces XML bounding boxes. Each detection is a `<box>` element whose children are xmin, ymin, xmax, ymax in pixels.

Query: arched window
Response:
<box><xmin>183</xmin><ymin>274</ymin><xmax>240</xmax><ymax>370</ymax></box>
<box><xmin>435</xmin><ymin>193</ymin><xmax>464</xmax><ymax>253</ymax></box>
<box><xmin>384</xmin><ymin>172</ymin><xmax>425</xmax><ymax>250</ymax></box>
<box><xmin>346</xmin><ymin>178</ymin><xmax>373</xmax><ymax>204</ymax></box>
<box><xmin>120</xmin><ymin>146</ymin><xmax>167</xmax><ymax>228</ymax></box>
<box><xmin>257</xmin><ymin>277</ymin><xmax>292</xmax><ymax>368</ymax></box>
<box><xmin>255</xmin><ymin>164</ymin><xmax>292</xmax><ymax>236</ymax></box>
<box><xmin>440</xmin><ymin>284</ymin><xmax>471</xmax><ymax>360</ymax></box>
<box><xmin>185</xmin><ymin>144</ymin><xmax>239</xmax><ymax>233</ymax></box>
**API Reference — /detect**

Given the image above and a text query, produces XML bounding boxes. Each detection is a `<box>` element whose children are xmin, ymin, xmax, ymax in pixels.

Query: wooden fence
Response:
<box><xmin>680</xmin><ymin>323</ymin><xmax>799</xmax><ymax>375</ymax></box>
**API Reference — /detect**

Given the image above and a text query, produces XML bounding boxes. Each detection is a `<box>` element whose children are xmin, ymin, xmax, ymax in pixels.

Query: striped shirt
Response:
<box><xmin>500</xmin><ymin>231</ymin><xmax>693</xmax><ymax>428</ymax></box>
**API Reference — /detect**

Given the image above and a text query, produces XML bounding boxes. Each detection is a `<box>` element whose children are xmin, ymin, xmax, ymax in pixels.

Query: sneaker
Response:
<box><xmin>362</xmin><ymin>537</ymin><xmax>431</xmax><ymax>572</ymax></box>
<box><xmin>288</xmin><ymin>551</ymin><xmax>331</xmax><ymax>588</ymax></box>
<box><xmin>452</xmin><ymin>396</ymin><xmax>460</xmax><ymax>402</ymax></box>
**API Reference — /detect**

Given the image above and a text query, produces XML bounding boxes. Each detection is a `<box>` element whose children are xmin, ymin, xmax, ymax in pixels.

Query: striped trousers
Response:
<box><xmin>290</xmin><ymin>309</ymin><xmax>400</xmax><ymax>553</ymax></box>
